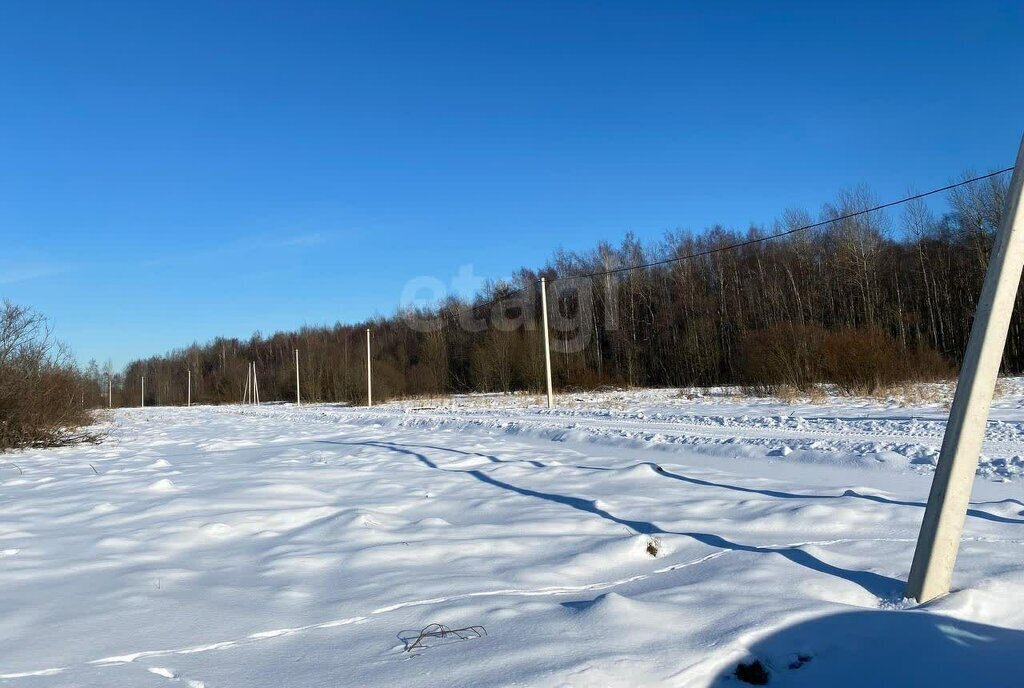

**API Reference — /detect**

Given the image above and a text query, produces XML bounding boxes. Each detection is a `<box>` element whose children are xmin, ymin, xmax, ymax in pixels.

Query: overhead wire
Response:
<box><xmin>426</xmin><ymin>167</ymin><xmax>1013</xmax><ymax>324</ymax></box>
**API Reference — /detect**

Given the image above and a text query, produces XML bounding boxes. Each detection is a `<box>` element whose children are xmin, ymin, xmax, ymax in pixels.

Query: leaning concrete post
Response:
<box><xmin>907</xmin><ymin>133</ymin><xmax>1024</xmax><ymax>602</ymax></box>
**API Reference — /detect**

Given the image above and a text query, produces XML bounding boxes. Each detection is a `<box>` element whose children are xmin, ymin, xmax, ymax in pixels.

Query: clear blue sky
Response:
<box><xmin>1</xmin><ymin>1</ymin><xmax>1021</xmax><ymax>369</ymax></box>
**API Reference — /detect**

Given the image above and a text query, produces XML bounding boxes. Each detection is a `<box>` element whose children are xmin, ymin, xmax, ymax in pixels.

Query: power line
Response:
<box><xmin>552</xmin><ymin>167</ymin><xmax>1014</xmax><ymax>284</ymax></box>
<box><xmin>437</xmin><ymin>166</ymin><xmax>1013</xmax><ymax>320</ymax></box>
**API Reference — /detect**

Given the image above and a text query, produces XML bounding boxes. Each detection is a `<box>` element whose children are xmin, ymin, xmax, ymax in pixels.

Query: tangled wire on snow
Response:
<box><xmin>400</xmin><ymin>623</ymin><xmax>487</xmax><ymax>654</ymax></box>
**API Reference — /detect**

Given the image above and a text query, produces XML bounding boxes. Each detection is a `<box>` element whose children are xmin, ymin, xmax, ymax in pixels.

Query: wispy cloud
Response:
<box><xmin>0</xmin><ymin>263</ymin><xmax>71</xmax><ymax>285</ymax></box>
<box><xmin>0</xmin><ymin>230</ymin><xmax>338</xmax><ymax>284</ymax></box>
<box><xmin>139</xmin><ymin>230</ymin><xmax>342</xmax><ymax>269</ymax></box>
<box><xmin>269</xmin><ymin>232</ymin><xmax>330</xmax><ymax>248</ymax></box>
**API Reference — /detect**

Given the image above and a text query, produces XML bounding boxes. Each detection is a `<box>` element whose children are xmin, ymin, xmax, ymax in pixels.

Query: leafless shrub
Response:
<box><xmin>0</xmin><ymin>301</ymin><xmax>98</xmax><ymax>451</ymax></box>
<box><xmin>739</xmin><ymin>324</ymin><xmax>951</xmax><ymax>397</ymax></box>
<box><xmin>739</xmin><ymin>323</ymin><xmax>824</xmax><ymax>394</ymax></box>
<box><xmin>820</xmin><ymin>327</ymin><xmax>951</xmax><ymax>395</ymax></box>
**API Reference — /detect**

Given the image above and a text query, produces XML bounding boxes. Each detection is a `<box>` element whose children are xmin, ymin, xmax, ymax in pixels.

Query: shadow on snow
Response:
<box><xmin>319</xmin><ymin>439</ymin><xmax>902</xmax><ymax>598</ymax></box>
<box><xmin>708</xmin><ymin>608</ymin><xmax>1024</xmax><ymax>687</ymax></box>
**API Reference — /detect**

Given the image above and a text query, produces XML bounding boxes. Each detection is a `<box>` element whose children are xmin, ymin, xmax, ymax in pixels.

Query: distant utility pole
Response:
<box><xmin>108</xmin><ymin>377</ymin><xmax>112</xmax><ymax>409</ymax></box>
<box><xmin>295</xmin><ymin>348</ymin><xmax>301</xmax><ymax>406</ymax></box>
<box><xmin>366</xmin><ymin>328</ymin><xmax>373</xmax><ymax>407</ymax></box>
<box><xmin>141</xmin><ymin>376</ymin><xmax>145</xmax><ymax>408</ymax></box>
<box><xmin>242</xmin><ymin>364</ymin><xmax>251</xmax><ymax>405</ymax></box>
<box><xmin>252</xmin><ymin>362</ymin><xmax>260</xmax><ymax>406</ymax></box>
<box><xmin>540</xmin><ymin>277</ymin><xmax>554</xmax><ymax>409</ymax></box>
<box><xmin>187</xmin><ymin>369</ymin><xmax>192</xmax><ymax>407</ymax></box>
<box><xmin>907</xmin><ymin>132</ymin><xmax>1024</xmax><ymax>603</ymax></box>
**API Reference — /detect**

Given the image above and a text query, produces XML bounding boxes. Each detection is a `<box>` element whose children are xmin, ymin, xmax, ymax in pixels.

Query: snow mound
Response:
<box><xmin>3</xmin><ymin>392</ymin><xmax>1024</xmax><ymax>687</ymax></box>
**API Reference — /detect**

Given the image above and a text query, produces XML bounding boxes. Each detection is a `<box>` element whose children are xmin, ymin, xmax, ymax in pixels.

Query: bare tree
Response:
<box><xmin>0</xmin><ymin>302</ymin><xmax>95</xmax><ymax>450</ymax></box>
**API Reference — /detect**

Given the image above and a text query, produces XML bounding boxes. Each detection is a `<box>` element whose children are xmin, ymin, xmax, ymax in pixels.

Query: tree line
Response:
<box><xmin>105</xmin><ymin>171</ymin><xmax>1017</xmax><ymax>407</ymax></box>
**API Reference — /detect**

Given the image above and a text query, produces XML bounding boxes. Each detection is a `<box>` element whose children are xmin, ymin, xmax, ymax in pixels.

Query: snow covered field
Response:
<box><xmin>2</xmin><ymin>386</ymin><xmax>1024</xmax><ymax>686</ymax></box>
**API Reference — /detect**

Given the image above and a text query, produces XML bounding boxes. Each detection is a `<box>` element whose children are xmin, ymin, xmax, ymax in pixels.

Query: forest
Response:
<box><xmin>88</xmin><ymin>171</ymin><xmax>1017</xmax><ymax>407</ymax></box>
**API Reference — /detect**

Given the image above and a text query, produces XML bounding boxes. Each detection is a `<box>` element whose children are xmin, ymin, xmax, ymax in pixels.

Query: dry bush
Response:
<box><xmin>772</xmin><ymin>385</ymin><xmax>803</xmax><ymax>403</ymax></box>
<box><xmin>739</xmin><ymin>323</ymin><xmax>825</xmax><ymax>394</ymax></box>
<box><xmin>993</xmin><ymin>378</ymin><xmax>1008</xmax><ymax>400</ymax></box>
<box><xmin>820</xmin><ymin>327</ymin><xmax>952</xmax><ymax>395</ymax></box>
<box><xmin>556</xmin><ymin>359</ymin><xmax>606</xmax><ymax>391</ymax></box>
<box><xmin>892</xmin><ymin>382</ymin><xmax>946</xmax><ymax>406</ymax></box>
<box><xmin>0</xmin><ymin>302</ymin><xmax>95</xmax><ymax>451</ymax></box>
<box><xmin>805</xmin><ymin>384</ymin><xmax>828</xmax><ymax>403</ymax></box>
<box><xmin>739</xmin><ymin>323</ymin><xmax>952</xmax><ymax>398</ymax></box>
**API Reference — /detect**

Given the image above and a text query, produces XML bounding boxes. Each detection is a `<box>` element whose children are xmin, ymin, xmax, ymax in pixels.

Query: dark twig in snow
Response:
<box><xmin>401</xmin><ymin>623</ymin><xmax>487</xmax><ymax>653</ymax></box>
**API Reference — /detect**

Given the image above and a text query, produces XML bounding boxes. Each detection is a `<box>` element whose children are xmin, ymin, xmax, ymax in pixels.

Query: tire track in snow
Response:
<box><xmin>328</xmin><ymin>406</ymin><xmax>1024</xmax><ymax>478</ymax></box>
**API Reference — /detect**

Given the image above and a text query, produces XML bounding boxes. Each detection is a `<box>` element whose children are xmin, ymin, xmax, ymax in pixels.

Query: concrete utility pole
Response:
<box><xmin>540</xmin><ymin>277</ymin><xmax>554</xmax><ymax>409</ymax></box>
<box><xmin>252</xmin><ymin>362</ymin><xmax>260</xmax><ymax>406</ymax></box>
<box><xmin>907</xmin><ymin>133</ymin><xmax>1024</xmax><ymax>603</ymax></box>
<box><xmin>366</xmin><ymin>328</ymin><xmax>373</xmax><ymax>407</ymax></box>
<box><xmin>108</xmin><ymin>377</ymin><xmax>112</xmax><ymax>409</ymax></box>
<box><xmin>187</xmin><ymin>369</ymin><xmax>192</xmax><ymax>407</ymax></box>
<box><xmin>295</xmin><ymin>348</ymin><xmax>301</xmax><ymax>406</ymax></box>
